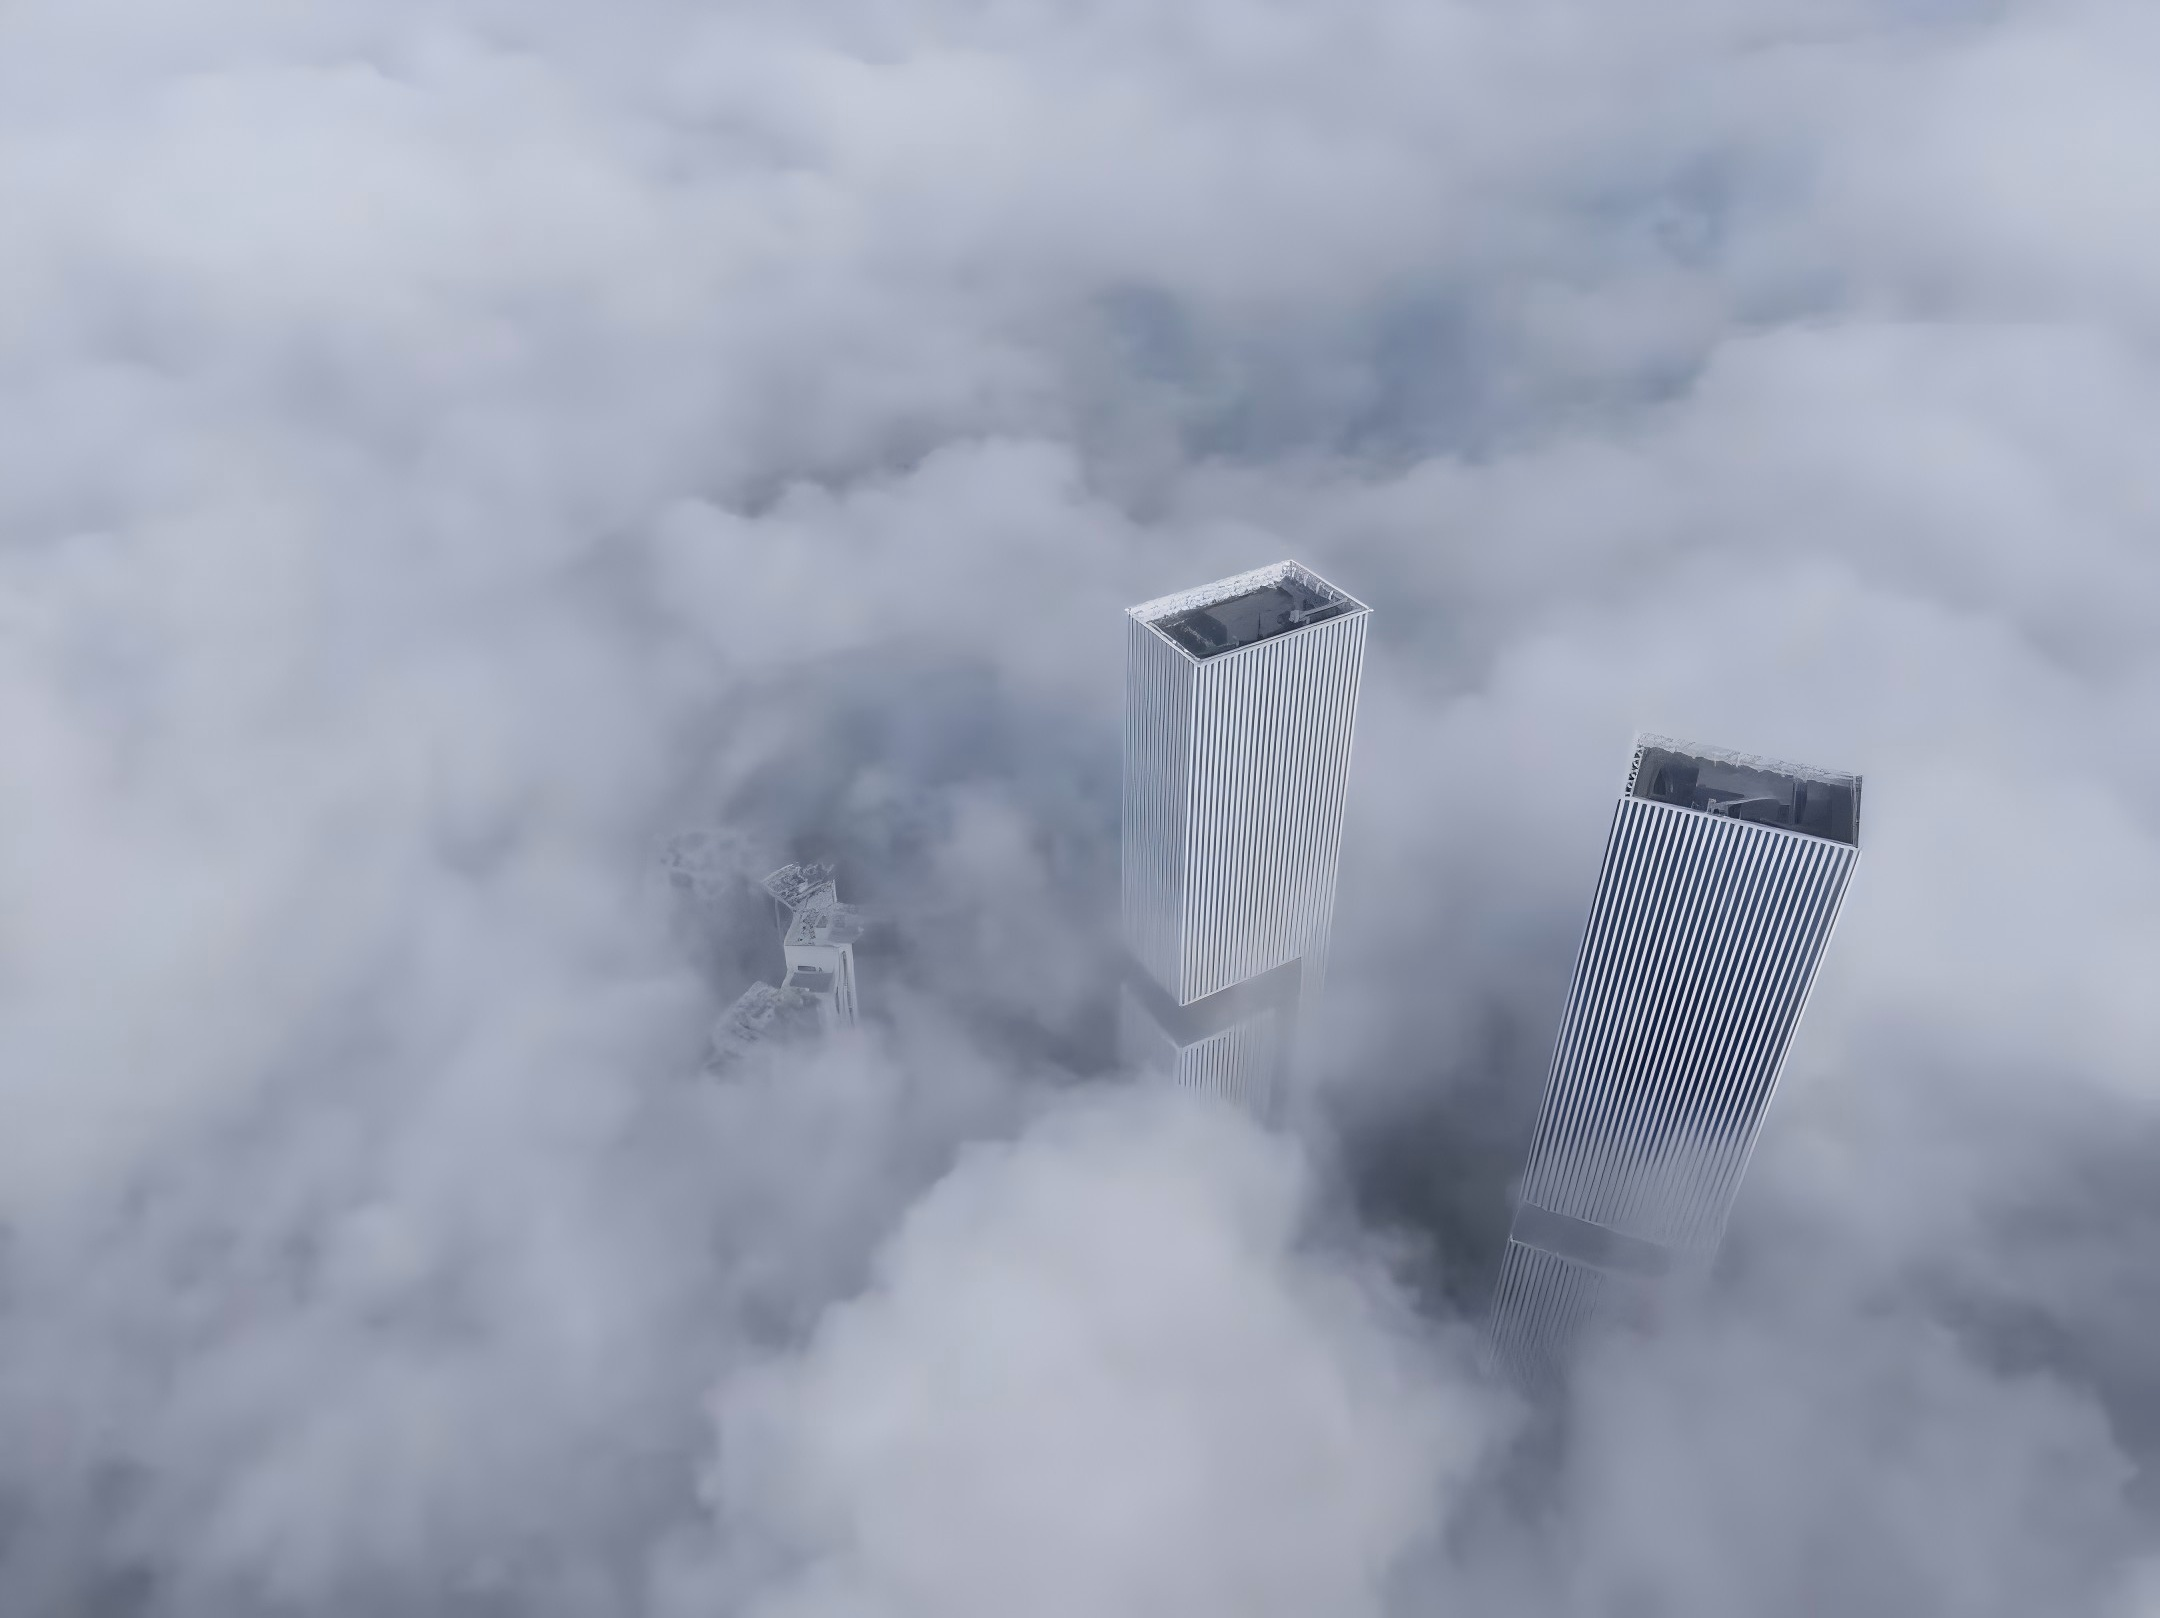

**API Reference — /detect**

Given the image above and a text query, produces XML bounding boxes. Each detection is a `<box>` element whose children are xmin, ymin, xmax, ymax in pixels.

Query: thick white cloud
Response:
<box><xmin>688</xmin><ymin>1091</ymin><xmax>1494</xmax><ymax>1618</ymax></box>
<box><xmin>1</xmin><ymin>0</ymin><xmax>2157</xmax><ymax>1612</ymax></box>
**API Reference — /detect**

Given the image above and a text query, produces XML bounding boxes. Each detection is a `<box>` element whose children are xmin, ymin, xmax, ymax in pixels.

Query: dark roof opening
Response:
<box><xmin>1156</xmin><ymin>579</ymin><xmax>1350</xmax><ymax>659</ymax></box>
<box><xmin>1630</xmin><ymin>739</ymin><xmax>1861</xmax><ymax>846</ymax></box>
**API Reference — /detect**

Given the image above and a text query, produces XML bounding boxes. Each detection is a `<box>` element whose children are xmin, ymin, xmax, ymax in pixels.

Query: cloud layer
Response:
<box><xmin>3</xmin><ymin>0</ymin><xmax>2159</xmax><ymax>1613</ymax></box>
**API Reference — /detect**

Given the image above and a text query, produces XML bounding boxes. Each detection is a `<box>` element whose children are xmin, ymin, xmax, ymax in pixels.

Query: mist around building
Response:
<box><xmin>9</xmin><ymin>5</ymin><xmax>2159</xmax><ymax>1615</ymax></box>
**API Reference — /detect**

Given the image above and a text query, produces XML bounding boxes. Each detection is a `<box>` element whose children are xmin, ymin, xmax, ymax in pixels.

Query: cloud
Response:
<box><xmin>1</xmin><ymin>0</ymin><xmax>2157</xmax><ymax>1613</ymax></box>
<box><xmin>682</xmin><ymin>1090</ymin><xmax>1495</xmax><ymax>1618</ymax></box>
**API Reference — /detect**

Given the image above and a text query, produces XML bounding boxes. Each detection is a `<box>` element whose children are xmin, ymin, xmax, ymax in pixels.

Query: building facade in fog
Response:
<box><xmin>1487</xmin><ymin>735</ymin><xmax>1862</xmax><ymax>1387</ymax></box>
<box><xmin>706</xmin><ymin>862</ymin><xmax>865</xmax><ymax>1070</ymax></box>
<box><xmin>1119</xmin><ymin>561</ymin><xmax>1370</xmax><ymax>1116</ymax></box>
<box><xmin>765</xmin><ymin>862</ymin><xmax>863</xmax><ymax>1031</ymax></box>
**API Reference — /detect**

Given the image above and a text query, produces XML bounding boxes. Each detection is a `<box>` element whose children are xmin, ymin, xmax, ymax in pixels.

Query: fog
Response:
<box><xmin>3</xmin><ymin>0</ymin><xmax>2158</xmax><ymax>1613</ymax></box>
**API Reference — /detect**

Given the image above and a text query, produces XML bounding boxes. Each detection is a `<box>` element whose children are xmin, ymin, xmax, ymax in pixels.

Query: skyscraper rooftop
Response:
<box><xmin>785</xmin><ymin>902</ymin><xmax>866</xmax><ymax>950</ymax></box>
<box><xmin>762</xmin><ymin>862</ymin><xmax>839</xmax><ymax>913</ymax></box>
<box><xmin>1628</xmin><ymin>735</ymin><xmax>1862</xmax><ymax>846</ymax></box>
<box><xmin>1130</xmin><ymin>561</ymin><xmax>1365</xmax><ymax>662</ymax></box>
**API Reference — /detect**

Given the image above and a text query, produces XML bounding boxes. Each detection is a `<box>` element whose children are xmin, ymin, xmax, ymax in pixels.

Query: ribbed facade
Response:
<box><xmin>1120</xmin><ymin>561</ymin><xmax>1369</xmax><ymax>1115</ymax></box>
<box><xmin>1121</xmin><ymin>614</ymin><xmax>1197</xmax><ymax>994</ymax></box>
<box><xmin>1176</xmin><ymin>614</ymin><xmax>1368</xmax><ymax>1002</ymax></box>
<box><xmin>1490</xmin><ymin>748</ymin><xmax>1860</xmax><ymax>1387</ymax></box>
<box><xmin>1487</xmin><ymin>1243</ymin><xmax>1633</xmax><ymax>1396</ymax></box>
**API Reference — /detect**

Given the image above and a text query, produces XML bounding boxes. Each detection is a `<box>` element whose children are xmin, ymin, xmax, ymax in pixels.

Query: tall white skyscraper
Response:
<box><xmin>1487</xmin><ymin>735</ymin><xmax>1862</xmax><ymax>1387</ymax></box>
<box><xmin>1119</xmin><ymin>561</ymin><xmax>1370</xmax><ymax>1116</ymax></box>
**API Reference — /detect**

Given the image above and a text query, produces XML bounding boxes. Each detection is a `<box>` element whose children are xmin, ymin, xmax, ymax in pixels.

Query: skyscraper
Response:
<box><xmin>1487</xmin><ymin>735</ymin><xmax>1862</xmax><ymax>1387</ymax></box>
<box><xmin>1120</xmin><ymin>561</ymin><xmax>1370</xmax><ymax>1116</ymax></box>
<box><xmin>768</xmin><ymin>862</ymin><xmax>864</xmax><ymax>1032</ymax></box>
<box><xmin>704</xmin><ymin>862</ymin><xmax>866</xmax><ymax>1071</ymax></box>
